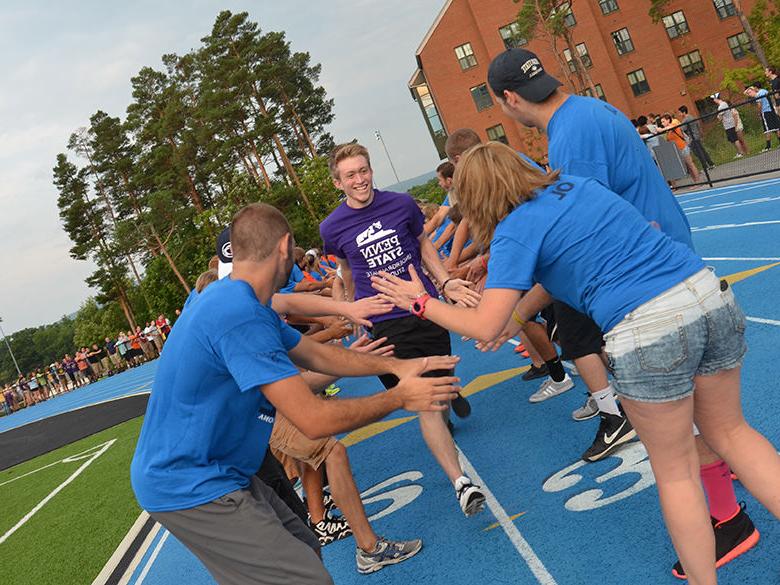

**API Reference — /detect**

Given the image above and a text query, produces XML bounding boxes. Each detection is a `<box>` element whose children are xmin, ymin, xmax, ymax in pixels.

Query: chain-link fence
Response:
<box><xmin>640</xmin><ymin>90</ymin><xmax>780</xmax><ymax>190</ymax></box>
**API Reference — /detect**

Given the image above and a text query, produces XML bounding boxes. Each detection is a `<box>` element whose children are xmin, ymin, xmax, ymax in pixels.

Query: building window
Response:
<box><xmin>598</xmin><ymin>0</ymin><xmax>619</xmax><ymax>14</ymax></box>
<box><xmin>563</xmin><ymin>43</ymin><xmax>592</xmax><ymax>72</ymax></box>
<box><xmin>552</xmin><ymin>2</ymin><xmax>576</xmax><ymax>27</ymax></box>
<box><xmin>454</xmin><ymin>43</ymin><xmax>477</xmax><ymax>70</ymax></box>
<box><xmin>678</xmin><ymin>50</ymin><xmax>705</xmax><ymax>78</ymax></box>
<box><xmin>499</xmin><ymin>22</ymin><xmax>527</xmax><ymax>49</ymax></box>
<box><xmin>713</xmin><ymin>0</ymin><xmax>737</xmax><ymax>19</ymax></box>
<box><xmin>487</xmin><ymin>124</ymin><xmax>509</xmax><ymax>145</ymax></box>
<box><xmin>416</xmin><ymin>84</ymin><xmax>445</xmax><ymax>136</ymax></box>
<box><xmin>611</xmin><ymin>28</ymin><xmax>634</xmax><ymax>55</ymax></box>
<box><xmin>470</xmin><ymin>84</ymin><xmax>493</xmax><ymax>112</ymax></box>
<box><xmin>581</xmin><ymin>84</ymin><xmax>607</xmax><ymax>102</ymax></box>
<box><xmin>727</xmin><ymin>32</ymin><xmax>753</xmax><ymax>60</ymax></box>
<box><xmin>627</xmin><ymin>69</ymin><xmax>650</xmax><ymax>96</ymax></box>
<box><xmin>662</xmin><ymin>11</ymin><xmax>690</xmax><ymax>39</ymax></box>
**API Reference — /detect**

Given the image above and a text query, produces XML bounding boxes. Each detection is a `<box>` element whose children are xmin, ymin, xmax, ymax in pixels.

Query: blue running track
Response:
<box><xmin>4</xmin><ymin>178</ymin><xmax>780</xmax><ymax>584</ymax></box>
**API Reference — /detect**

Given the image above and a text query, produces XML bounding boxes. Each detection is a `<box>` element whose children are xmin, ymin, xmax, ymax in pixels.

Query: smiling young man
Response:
<box><xmin>319</xmin><ymin>143</ymin><xmax>486</xmax><ymax>517</ymax></box>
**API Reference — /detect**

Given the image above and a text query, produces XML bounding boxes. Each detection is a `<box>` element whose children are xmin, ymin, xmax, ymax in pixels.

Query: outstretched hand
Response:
<box><xmin>348</xmin><ymin>334</ymin><xmax>395</xmax><ymax>357</ymax></box>
<box><xmin>393</xmin><ymin>357</ymin><xmax>461</xmax><ymax>412</ymax></box>
<box><xmin>370</xmin><ymin>266</ymin><xmax>428</xmax><ymax>311</ymax></box>
<box><xmin>343</xmin><ymin>295</ymin><xmax>394</xmax><ymax>327</ymax></box>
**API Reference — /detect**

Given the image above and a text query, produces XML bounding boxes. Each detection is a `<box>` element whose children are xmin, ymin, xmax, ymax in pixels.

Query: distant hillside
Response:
<box><xmin>381</xmin><ymin>170</ymin><xmax>438</xmax><ymax>193</ymax></box>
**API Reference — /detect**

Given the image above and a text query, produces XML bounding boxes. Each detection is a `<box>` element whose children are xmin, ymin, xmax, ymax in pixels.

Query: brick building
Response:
<box><xmin>408</xmin><ymin>0</ymin><xmax>759</xmax><ymax>159</ymax></box>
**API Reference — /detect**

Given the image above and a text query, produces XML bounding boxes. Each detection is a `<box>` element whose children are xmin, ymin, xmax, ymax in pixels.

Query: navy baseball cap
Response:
<box><xmin>488</xmin><ymin>48</ymin><xmax>562</xmax><ymax>103</ymax></box>
<box><xmin>216</xmin><ymin>226</ymin><xmax>232</xmax><ymax>279</ymax></box>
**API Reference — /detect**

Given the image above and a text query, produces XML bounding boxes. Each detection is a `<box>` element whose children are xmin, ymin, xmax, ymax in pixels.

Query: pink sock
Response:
<box><xmin>700</xmin><ymin>460</ymin><xmax>739</xmax><ymax>522</ymax></box>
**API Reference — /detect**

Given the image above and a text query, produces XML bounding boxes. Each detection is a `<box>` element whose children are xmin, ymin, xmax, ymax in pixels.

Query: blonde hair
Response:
<box><xmin>454</xmin><ymin>142</ymin><xmax>559</xmax><ymax>246</ymax></box>
<box><xmin>328</xmin><ymin>143</ymin><xmax>371</xmax><ymax>179</ymax></box>
<box><xmin>195</xmin><ymin>269</ymin><xmax>219</xmax><ymax>292</ymax></box>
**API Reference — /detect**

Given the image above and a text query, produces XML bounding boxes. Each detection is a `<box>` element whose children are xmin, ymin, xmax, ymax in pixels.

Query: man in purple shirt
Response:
<box><xmin>320</xmin><ymin>143</ymin><xmax>486</xmax><ymax>517</ymax></box>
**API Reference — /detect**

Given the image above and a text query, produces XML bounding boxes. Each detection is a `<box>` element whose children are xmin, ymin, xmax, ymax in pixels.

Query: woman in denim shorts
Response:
<box><xmin>372</xmin><ymin>142</ymin><xmax>780</xmax><ymax>585</ymax></box>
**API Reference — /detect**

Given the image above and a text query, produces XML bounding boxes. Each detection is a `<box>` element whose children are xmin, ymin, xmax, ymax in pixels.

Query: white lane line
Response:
<box><xmin>457</xmin><ymin>446</ymin><xmax>558</xmax><ymax>585</ymax></box>
<box><xmin>0</xmin><ymin>440</ymin><xmax>116</xmax><ymax>545</ymax></box>
<box><xmin>684</xmin><ymin>195</ymin><xmax>780</xmax><ymax>215</ymax></box>
<box><xmin>704</xmin><ymin>257</ymin><xmax>780</xmax><ymax>261</ymax></box>
<box><xmin>747</xmin><ymin>316</ymin><xmax>780</xmax><ymax>326</ymax></box>
<box><xmin>692</xmin><ymin>220</ymin><xmax>780</xmax><ymax>232</ymax></box>
<box><xmin>118</xmin><ymin>523</ymin><xmax>163</xmax><ymax>585</ymax></box>
<box><xmin>91</xmin><ymin>512</ymin><xmax>151</xmax><ymax>585</ymax></box>
<box><xmin>678</xmin><ymin>178</ymin><xmax>780</xmax><ymax>200</ymax></box>
<box><xmin>133</xmin><ymin>530</ymin><xmax>170</xmax><ymax>585</ymax></box>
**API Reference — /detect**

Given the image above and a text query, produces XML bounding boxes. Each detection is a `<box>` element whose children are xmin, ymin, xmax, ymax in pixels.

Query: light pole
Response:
<box><xmin>374</xmin><ymin>130</ymin><xmax>401</xmax><ymax>184</ymax></box>
<box><xmin>0</xmin><ymin>317</ymin><xmax>22</xmax><ymax>377</ymax></box>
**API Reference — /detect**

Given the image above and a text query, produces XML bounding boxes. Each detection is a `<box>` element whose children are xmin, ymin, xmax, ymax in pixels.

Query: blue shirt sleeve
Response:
<box><xmin>484</xmin><ymin>235</ymin><xmax>537</xmax><ymax>291</ymax></box>
<box><xmin>214</xmin><ymin>315</ymin><xmax>300</xmax><ymax>393</ymax></box>
<box><xmin>279</xmin><ymin>320</ymin><xmax>302</xmax><ymax>351</ymax></box>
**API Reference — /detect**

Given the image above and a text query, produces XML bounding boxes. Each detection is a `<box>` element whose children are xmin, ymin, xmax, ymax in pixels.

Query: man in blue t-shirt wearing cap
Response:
<box><xmin>131</xmin><ymin>203</ymin><xmax>460</xmax><ymax>585</ymax></box>
<box><xmin>485</xmin><ymin>48</ymin><xmax>757</xmax><ymax>579</ymax></box>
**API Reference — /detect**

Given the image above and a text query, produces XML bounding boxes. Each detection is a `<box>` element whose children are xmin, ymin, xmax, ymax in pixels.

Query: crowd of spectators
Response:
<box><xmin>0</xmin><ymin>314</ymin><xmax>172</xmax><ymax>416</ymax></box>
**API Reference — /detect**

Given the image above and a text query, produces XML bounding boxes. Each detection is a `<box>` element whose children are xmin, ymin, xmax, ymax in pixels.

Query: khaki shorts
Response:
<box><xmin>269</xmin><ymin>413</ymin><xmax>337</xmax><ymax>473</ymax></box>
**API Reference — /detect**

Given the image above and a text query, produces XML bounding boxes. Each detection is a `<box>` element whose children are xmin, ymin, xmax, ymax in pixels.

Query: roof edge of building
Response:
<box><xmin>415</xmin><ymin>0</ymin><xmax>454</xmax><ymax>56</ymax></box>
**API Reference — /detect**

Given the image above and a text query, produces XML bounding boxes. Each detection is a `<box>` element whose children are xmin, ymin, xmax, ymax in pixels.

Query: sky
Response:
<box><xmin>0</xmin><ymin>0</ymin><xmax>447</xmax><ymax>334</ymax></box>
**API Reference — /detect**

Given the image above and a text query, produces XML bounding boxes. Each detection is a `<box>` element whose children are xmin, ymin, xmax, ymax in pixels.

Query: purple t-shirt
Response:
<box><xmin>320</xmin><ymin>190</ymin><xmax>438</xmax><ymax>323</ymax></box>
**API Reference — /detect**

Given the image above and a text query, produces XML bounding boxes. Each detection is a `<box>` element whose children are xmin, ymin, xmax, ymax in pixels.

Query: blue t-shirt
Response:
<box><xmin>756</xmin><ymin>89</ymin><xmax>773</xmax><ymax>113</ymax></box>
<box><xmin>130</xmin><ymin>277</ymin><xmax>302</xmax><ymax>512</ymax></box>
<box><xmin>182</xmin><ymin>288</ymin><xmax>199</xmax><ymax>310</ymax></box>
<box><xmin>279</xmin><ymin>264</ymin><xmax>304</xmax><ymax>294</ymax></box>
<box><xmin>547</xmin><ymin>95</ymin><xmax>694</xmax><ymax>250</ymax></box>
<box><xmin>485</xmin><ymin>175</ymin><xmax>704</xmax><ymax>332</ymax></box>
<box><xmin>432</xmin><ymin>194</ymin><xmax>453</xmax><ymax>256</ymax></box>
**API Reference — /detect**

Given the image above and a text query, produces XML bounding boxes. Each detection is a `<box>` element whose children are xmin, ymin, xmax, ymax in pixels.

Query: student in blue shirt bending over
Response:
<box><xmin>371</xmin><ymin>143</ymin><xmax>780</xmax><ymax>585</ymax></box>
<box><xmin>130</xmin><ymin>203</ymin><xmax>460</xmax><ymax>585</ymax></box>
<box><xmin>484</xmin><ymin>48</ymin><xmax>758</xmax><ymax>579</ymax></box>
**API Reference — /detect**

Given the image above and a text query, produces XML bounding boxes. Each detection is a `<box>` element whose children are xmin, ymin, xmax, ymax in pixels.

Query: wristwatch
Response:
<box><xmin>410</xmin><ymin>293</ymin><xmax>432</xmax><ymax>319</ymax></box>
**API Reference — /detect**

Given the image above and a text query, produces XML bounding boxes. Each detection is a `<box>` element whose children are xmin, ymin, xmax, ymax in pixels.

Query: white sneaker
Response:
<box><xmin>455</xmin><ymin>476</ymin><xmax>486</xmax><ymax>517</ymax></box>
<box><xmin>529</xmin><ymin>374</ymin><xmax>574</xmax><ymax>403</ymax></box>
<box><xmin>571</xmin><ymin>394</ymin><xmax>599</xmax><ymax>421</ymax></box>
<box><xmin>562</xmin><ymin>360</ymin><xmax>579</xmax><ymax>376</ymax></box>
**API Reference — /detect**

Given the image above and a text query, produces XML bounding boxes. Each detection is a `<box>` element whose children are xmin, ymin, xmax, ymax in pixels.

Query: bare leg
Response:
<box><xmin>522</xmin><ymin>321</ymin><xmax>557</xmax><ymax>362</ymax></box>
<box><xmin>694</xmin><ymin>367</ymin><xmax>780</xmax><ymax>518</ymax></box>
<box><xmin>325</xmin><ymin>443</ymin><xmax>378</xmax><ymax>552</ymax></box>
<box><xmin>519</xmin><ymin>331</ymin><xmax>543</xmax><ymax>367</ymax></box>
<box><xmin>575</xmin><ymin>353</ymin><xmax>610</xmax><ymax>393</ymax></box>
<box><xmin>622</xmin><ymin>396</ymin><xmax>716</xmax><ymax>585</ymax></box>
<box><xmin>300</xmin><ymin>463</ymin><xmax>327</xmax><ymax>524</ymax></box>
<box><xmin>418</xmin><ymin>410</ymin><xmax>462</xmax><ymax>483</ymax></box>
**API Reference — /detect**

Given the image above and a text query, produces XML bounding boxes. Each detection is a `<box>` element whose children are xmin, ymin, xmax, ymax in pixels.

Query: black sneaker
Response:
<box><xmin>451</xmin><ymin>392</ymin><xmax>471</xmax><ymax>418</ymax></box>
<box><xmin>323</xmin><ymin>492</ymin><xmax>337</xmax><ymax>515</ymax></box>
<box><xmin>581</xmin><ymin>410</ymin><xmax>636</xmax><ymax>462</ymax></box>
<box><xmin>672</xmin><ymin>503</ymin><xmax>759</xmax><ymax>579</ymax></box>
<box><xmin>522</xmin><ymin>363</ymin><xmax>549</xmax><ymax>381</ymax></box>
<box><xmin>313</xmin><ymin>516</ymin><xmax>353</xmax><ymax>546</ymax></box>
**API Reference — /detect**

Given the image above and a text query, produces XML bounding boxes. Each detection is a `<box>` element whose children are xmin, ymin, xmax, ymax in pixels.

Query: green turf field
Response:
<box><xmin>0</xmin><ymin>417</ymin><xmax>143</xmax><ymax>585</ymax></box>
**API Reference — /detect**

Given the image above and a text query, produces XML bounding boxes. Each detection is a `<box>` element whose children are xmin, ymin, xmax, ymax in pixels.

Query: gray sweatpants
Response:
<box><xmin>151</xmin><ymin>476</ymin><xmax>333</xmax><ymax>585</ymax></box>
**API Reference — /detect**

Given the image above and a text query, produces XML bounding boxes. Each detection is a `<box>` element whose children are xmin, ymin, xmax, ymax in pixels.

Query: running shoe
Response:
<box><xmin>313</xmin><ymin>516</ymin><xmax>352</xmax><ymax>546</ymax></box>
<box><xmin>323</xmin><ymin>492</ymin><xmax>337</xmax><ymax>515</ymax></box>
<box><xmin>529</xmin><ymin>374</ymin><xmax>574</xmax><ymax>403</ymax></box>
<box><xmin>451</xmin><ymin>392</ymin><xmax>471</xmax><ymax>418</ymax></box>
<box><xmin>572</xmin><ymin>394</ymin><xmax>598</xmax><ymax>421</ymax></box>
<box><xmin>761</xmin><ymin>147</ymin><xmax>770</xmax><ymax>153</ymax></box>
<box><xmin>324</xmin><ymin>384</ymin><xmax>341</xmax><ymax>397</ymax></box>
<box><xmin>581</xmin><ymin>410</ymin><xmax>636</xmax><ymax>462</ymax></box>
<box><xmin>671</xmin><ymin>503</ymin><xmax>759</xmax><ymax>579</ymax></box>
<box><xmin>562</xmin><ymin>360</ymin><xmax>579</xmax><ymax>376</ymax></box>
<box><xmin>356</xmin><ymin>537</ymin><xmax>423</xmax><ymax>574</ymax></box>
<box><xmin>521</xmin><ymin>363</ymin><xmax>549</xmax><ymax>381</ymax></box>
<box><xmin>455</xmin><ymin>477</ymin><xmax>486</xmax><ymax>517</ymax></box>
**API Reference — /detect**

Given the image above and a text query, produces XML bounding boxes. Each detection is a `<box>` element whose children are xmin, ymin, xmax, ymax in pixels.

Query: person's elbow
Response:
<box><xmin>296</xmin><ymin>416</ymin><xmax>331</xmax><ymax>440</ymax></box>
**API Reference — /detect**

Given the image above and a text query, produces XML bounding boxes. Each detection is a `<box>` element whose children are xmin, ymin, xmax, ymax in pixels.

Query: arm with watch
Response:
<box><xmin>418</xmin><ymin>232</ymin><xmax>481</xmax><ymax>308</ymax></box>
<box><xmin>373</xmin><ymin>264</ymin><xmax>525</xmax><ymax>341</ymax></box>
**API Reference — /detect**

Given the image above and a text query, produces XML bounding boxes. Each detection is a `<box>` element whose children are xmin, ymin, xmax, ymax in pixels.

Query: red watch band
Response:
<box><xmin>410</xmin><ymin>293</ymin><xmax>432</xmax><ymax>319</ymax></box>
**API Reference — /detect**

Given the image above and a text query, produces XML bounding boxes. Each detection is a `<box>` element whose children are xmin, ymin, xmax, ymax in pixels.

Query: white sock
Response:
<box><xmin>592</xmin><ymin>385</ymin><xmax>620</xmax><ymax>416</ymax></box>
<box><xmin>693</xmin><ymin>423</ymin><xmax>700</xmax><ymax>436</ymax></box>
<box><xmin>454</xmin><ymin>475</ymin><xmax>470</xmax><ymax>490</ymax></box>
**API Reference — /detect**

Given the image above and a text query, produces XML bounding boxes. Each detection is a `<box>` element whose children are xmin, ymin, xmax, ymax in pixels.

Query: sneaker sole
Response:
<box><xmin>529</xmin><ymin>380</ymin><xmax>575</xmax><ymax>403</ymax></box>
<box><xmin>463</xmin><ymin>492</ymin><xmax>487</xmax><ymax>517</ymax></box>
<box><xmin>583</xmin><ymin>428</ymin><xmax>637</xmax><ymax>462</ymax></box>
<box><xmin>572</xmin><ymin>409</ymin><xmax>599</xmax><ymax>422</ymax></box>
<box><xmin>357</xmin><ymin>541</ymin><xmax>423</xmax><ymax>574</ymax></box>
<box><xmin>671</xmin><ymin>528</ymin><xmax>760</xmax><ymax>579</ymax></box>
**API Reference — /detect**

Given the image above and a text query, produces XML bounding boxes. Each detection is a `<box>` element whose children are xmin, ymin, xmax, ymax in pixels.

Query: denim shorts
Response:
<box><xmin>604</xmin><ymin>268</ymin><xmax>747</xmax><ymax>403</ymax></box>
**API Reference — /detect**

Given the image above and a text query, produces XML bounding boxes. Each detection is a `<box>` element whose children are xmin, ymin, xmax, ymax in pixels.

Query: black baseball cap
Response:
<box><xmin>216</xmin><ymin>226</ymin><xmax>232</xmax><ymax>279</ymax></box>
<box><xmin>488</xmin><ymin>48</ymin><xmax>562</xmax><ymax>103</ymax></box>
